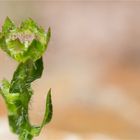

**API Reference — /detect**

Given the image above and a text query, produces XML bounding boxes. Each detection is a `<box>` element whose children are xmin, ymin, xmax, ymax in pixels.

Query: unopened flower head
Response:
<box><xmin>0</xmin><ymin>17</ymin><xmax>51</xmax><ymax>62</ymax></box>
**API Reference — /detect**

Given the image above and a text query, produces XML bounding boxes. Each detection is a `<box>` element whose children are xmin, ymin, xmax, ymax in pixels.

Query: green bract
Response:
<box><xmin>0</xmin><ymin>17</ymin><xmax>53</xmax><ymax>140</ymax></box>
<box><xmin>0</xmin><ymin>17</ymin><xmax>51</xmax><ymax>62</ymax></box>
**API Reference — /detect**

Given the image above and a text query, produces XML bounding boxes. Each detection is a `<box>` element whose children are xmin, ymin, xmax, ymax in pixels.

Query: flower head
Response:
<box><xmin>0</xmin><ymin>17</ymin><xmax>51</xmax><ymax>62</ymax></box>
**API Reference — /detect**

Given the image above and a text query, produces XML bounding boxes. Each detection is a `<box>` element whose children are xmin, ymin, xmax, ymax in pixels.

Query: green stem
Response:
<box><xmin>19</xmin><ymin>132</ymin><xmax>33</xmax><ymax>140</ymax></box>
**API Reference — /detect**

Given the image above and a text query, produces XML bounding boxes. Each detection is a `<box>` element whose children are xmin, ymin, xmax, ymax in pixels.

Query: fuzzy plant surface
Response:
<box><xmin>0</xmin><ymin>17</ymin><xmax>53</xmax><ymax>140</ymax></box>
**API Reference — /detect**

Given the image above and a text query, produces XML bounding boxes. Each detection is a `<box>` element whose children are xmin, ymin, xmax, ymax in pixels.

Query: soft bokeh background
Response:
<box><xmin>0</xmin><ymin>1</ymin><xmax>140</xmax><ymax>140</ymax></box>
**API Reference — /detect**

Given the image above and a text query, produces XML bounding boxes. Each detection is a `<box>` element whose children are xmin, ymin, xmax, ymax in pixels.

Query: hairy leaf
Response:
<box><xmin>10</xmin><ymin>57</ymin><xmax>43</xmax><ymax>93</ymax></box>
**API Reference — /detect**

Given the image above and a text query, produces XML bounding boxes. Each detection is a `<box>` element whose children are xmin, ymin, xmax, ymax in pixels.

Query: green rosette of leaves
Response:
<box><xmin>0</xmin><ymin>17</ymin><xmax>53</xmax><ymax>140</ymax></box>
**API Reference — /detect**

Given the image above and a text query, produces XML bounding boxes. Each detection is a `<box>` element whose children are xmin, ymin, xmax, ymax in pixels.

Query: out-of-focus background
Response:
<box><xmin>0</xmin><ymin>1</ymin><xmax>140</xmax><ymax>140</ymax></box>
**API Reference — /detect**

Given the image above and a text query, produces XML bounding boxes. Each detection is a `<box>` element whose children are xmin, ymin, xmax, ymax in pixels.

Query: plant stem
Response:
<box><xmin>19</xmin><ymin>133</ymin><xmax>33</xmax><ymax>140</ymax></box>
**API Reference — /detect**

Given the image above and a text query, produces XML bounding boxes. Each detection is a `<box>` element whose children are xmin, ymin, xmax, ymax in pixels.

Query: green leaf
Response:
<box><xmin>42</xmin><ymin>89</ymin><xmax>53</xmax><ymax>125</ymax></box>
<box><xmin>10</xmin><ymin>57</ymin><xmax>43</xmax><ymax>93</ymax></box>
<box><xmin>31</xmin><ymin>89</ymin><xmax>53</xmax><ymax>136</ymax></box>
<box><xmin>0</xmin><ymin>35</ymin><xmax>10</xmax><ymax>54</ymax></box>
<box><xmin>1</xmin><ymin>79</ymin><xmax>11</xmax><ymax>96</ymax></box>
<box><xmin>23</xmin><ymin>39</ymin><xmax>44</xmax><ymax>62</ymax></box>
<box><xmin>2</xmin><ymin>17</ymin><xmax>16</xmax><ymax>33</ymax></box>
<box><xmin>6</xmin><ymin>39</ymin><xmax>25</xmax><ymax>61</ymax></box>
<box><xmin>46</xmin><ymin>27</ymin><xmax>51</xmax><ymax>49</ymax></box>
<box><xmin>20</xmin><ymin>18</ymin><xmax>39</xmax><ymax>32</ymax></box>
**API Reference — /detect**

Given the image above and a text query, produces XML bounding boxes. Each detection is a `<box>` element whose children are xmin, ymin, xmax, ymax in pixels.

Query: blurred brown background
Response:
<box><xmin>0</xmin><ymin>1</ymin><xmax>140</xmax><ymax>140</ymax></box>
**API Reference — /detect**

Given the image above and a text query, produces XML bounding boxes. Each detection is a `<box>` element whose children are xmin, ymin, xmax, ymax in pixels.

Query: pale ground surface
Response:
<box><xmin>0</xmin><ymin>118</ymin><xmax>120</xmax><ymax>140</ymax></box>
<box><xmin>1</xmin><ymin>1</ymin><xmax>140</xmax><ymax>140</ymax></box>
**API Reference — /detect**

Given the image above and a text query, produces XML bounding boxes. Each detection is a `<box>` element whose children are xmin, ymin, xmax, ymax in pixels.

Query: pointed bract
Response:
<box><xmin>2</xmin><ymin>17</ymin><xmax>16</xmax><ymax>33</ymax></box>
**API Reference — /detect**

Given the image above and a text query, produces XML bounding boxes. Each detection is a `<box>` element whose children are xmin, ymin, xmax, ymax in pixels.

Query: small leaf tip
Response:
<box><xmin>48</xmin><ymin>88</ymin><xmax>51</xmax><ymax>94</ymax></box>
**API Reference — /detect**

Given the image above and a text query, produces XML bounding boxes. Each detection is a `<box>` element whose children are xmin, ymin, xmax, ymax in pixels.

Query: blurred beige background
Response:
<box><xmin>0</xmin><ymin>1</ymin><xmax>140</xmax><ymax>140</ymax></box>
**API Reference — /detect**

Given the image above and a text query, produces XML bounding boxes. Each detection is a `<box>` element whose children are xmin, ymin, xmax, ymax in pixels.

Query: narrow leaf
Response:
<box><xmin>42</xmin><ymin>89</ymin><xmax>53</xmax><ymax>125</ymax></box>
